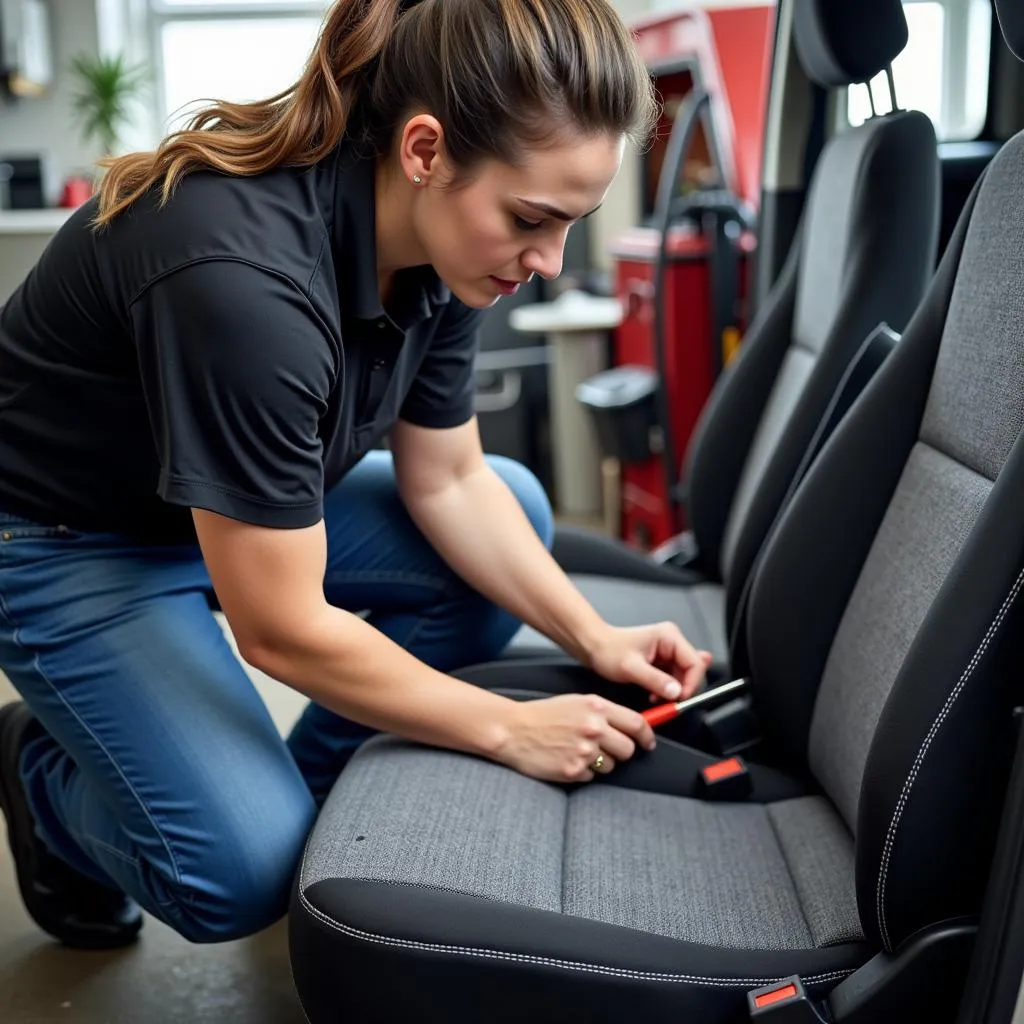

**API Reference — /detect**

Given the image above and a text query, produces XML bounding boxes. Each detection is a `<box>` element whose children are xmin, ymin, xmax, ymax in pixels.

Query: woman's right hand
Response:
<box><xmin>492</xmin><ymin>693</ymin><xmax>656</xmax><ymax>783</ymax></box>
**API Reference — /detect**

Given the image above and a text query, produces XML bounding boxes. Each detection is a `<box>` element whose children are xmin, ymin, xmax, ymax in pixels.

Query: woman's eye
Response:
<box><xmin>513</xmin><ymin>215</ymin><xmax>544</xmax><ymax>232</ymax></box>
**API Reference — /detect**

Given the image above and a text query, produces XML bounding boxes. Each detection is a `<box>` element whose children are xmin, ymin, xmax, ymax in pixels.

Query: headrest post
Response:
<box><xmin>866</xmin><ymin>80</ymin><xmax>878</xmax><ymax>119</ymax></box>
<box><xmin>885</xmin><ymin>65</ymin><xmax>900</xmax><ymax>113</ymax></box>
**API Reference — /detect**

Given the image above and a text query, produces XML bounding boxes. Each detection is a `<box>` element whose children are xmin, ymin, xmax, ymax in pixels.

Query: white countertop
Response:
<box><xmin>0</xmin><ymin>209</ymin><xmax>75</xmax><ymax>234</ymax></box>
<box><xmin>509</xmin><ymin>289</ymin><xmax>623</xmax><ymax>334</ymax></box>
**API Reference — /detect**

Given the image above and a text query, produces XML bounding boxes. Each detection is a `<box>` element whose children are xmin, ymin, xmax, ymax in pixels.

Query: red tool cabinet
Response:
<box><xmin>609</xmin><ymin>5</ymin><xmax>774</xmax><ymax>550</ymax></box>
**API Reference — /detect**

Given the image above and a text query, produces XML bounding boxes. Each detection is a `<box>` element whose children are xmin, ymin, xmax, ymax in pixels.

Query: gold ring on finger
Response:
<box><xmin>590</xmin><ymin>753</ymin><xmax>606</xmax><ymax>772</ymax></box>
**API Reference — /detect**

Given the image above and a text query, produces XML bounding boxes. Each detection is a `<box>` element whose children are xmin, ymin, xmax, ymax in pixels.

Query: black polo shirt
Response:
<box><xmin>0</xmin><ymin>143</ymin><xmax>482</xmax><ymax>543</ymax></box>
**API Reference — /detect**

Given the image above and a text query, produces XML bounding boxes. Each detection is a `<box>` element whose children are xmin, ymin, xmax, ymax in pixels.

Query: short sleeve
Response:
<box><xmin>399</xmin><ymin>297</ymin><xmax>482</xmax><ymax>429</ymax></box>
<box><xmin>130</xmin><ymin>260</ymin><xmax>336</xmax><ymax>528</ymax></box>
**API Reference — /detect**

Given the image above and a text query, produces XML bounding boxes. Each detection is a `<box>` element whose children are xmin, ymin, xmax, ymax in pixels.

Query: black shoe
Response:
<box><xmin>0</xmin><ymin>701</ymin><xmax>143</xmax><ymax>949</ymax></box>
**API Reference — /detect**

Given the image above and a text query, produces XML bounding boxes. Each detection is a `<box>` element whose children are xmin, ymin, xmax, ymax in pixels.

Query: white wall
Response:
<box><xmin>0</xmin><ymin>0</ymin><xmax>103</xmax><ymax>205</ymax></box>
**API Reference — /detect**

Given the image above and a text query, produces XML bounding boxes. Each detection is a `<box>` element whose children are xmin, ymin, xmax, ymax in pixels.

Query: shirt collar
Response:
<box><xmin>325</xmin><ymin>143</ymin><xmax>451</xmax><ymax>327</ymax></box>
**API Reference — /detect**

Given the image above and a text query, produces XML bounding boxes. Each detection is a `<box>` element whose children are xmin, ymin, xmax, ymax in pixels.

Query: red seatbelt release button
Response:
<box><xmin>696</xmin><ymin>756</ymin><xmax>752</xmax><ymax>800</ymax></box>
<box><xmin>747</xmin><ymin>976</ymin><xmax>824</xmax><ymax>1020</ymax></box>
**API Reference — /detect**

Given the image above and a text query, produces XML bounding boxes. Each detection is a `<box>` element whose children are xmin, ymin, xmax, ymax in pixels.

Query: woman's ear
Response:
<box><xmin>398</xmin><ymin>114</ymin><xmax>447</xmax><ymax>186</ymax></box>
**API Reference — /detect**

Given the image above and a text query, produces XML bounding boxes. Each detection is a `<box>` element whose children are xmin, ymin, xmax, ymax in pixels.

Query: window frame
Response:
<box><xmin>147</xmin><ymin>0</ymin><xmax>329</xmax><ymax>131</ymax></box>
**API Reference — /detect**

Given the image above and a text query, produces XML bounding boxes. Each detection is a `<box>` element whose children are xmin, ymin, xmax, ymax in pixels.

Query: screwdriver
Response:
<box><xmin>642</xmin><ymin>678</ymin><xmax>748</xmax><ymax>727</ymax></box>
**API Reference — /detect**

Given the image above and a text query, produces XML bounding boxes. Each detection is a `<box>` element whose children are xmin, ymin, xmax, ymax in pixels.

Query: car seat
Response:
<box><xmin>289</xmin><ymin>4</ymin><xmax>1024</xmax><ymax>1018</ymax></box>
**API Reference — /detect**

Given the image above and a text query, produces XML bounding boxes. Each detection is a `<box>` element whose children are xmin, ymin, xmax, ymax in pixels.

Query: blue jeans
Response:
<box><xmin>0</xmin><ymin>452</ymin><xmax>553</xmax><ymax>943</ymax></box>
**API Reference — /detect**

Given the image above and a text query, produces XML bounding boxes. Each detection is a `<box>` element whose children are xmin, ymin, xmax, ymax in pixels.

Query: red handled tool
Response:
<box><xmin>643</xmin><ymin>677</ymin><xmax>748</xmax><ymax>727</ymax></box>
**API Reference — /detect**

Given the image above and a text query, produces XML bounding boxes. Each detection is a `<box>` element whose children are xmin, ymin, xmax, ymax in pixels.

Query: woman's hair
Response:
<box><xmin>93</xmin><ymin>0</ymin><xmax>658</xmax><ymax>227</ymax></box>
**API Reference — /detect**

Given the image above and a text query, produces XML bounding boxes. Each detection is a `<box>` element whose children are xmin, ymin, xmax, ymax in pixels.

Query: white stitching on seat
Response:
<box><xmin>296</xmin><ymin>887</ymin><xmax>853</xmax><ymax>989</ymax></box>
<box><xmin>875</xmin><ymin>564</ymin><xmax>1024</xmax><ymax>950</ymax></box>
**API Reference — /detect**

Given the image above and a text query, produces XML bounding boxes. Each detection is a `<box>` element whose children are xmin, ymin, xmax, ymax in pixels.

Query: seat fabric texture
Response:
<box><xmin>299</xmin><ymin>741</ymin><xmax>860</xmax><ymax>950</ymax></box>
<box><xmin>292</xmin><ymin>726</ymin><xmax>868</xmax><ymax>1022</ymax></box>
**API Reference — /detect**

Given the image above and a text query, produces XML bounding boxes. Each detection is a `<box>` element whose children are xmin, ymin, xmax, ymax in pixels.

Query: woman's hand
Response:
<box><xmin>586</xmin><ymin>623</ymin><xmax>714</xmax><ymax>702</ymax></box>
<box><xmin>492</xmin><ymin>693</ymin><xmax>656</xmax><ymax>783</ymax></box>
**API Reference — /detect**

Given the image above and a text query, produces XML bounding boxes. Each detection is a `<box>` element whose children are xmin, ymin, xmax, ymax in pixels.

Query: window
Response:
<box><xmin>847</xmin><ymin>0</ymin><xmax>991</xmax><ymax>141</ymax></box>
<box><xmin>150</xmin><ymin>1</ymin><xmax>329</xmax><ymax>132</ymax></box>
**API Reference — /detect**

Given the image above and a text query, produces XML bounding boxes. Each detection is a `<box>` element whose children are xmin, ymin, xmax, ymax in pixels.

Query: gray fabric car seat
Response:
<box><xmin>508</xmin><ymin>0</ymin><xmax>940</xmax><ymax>667</ymax></box>
<box><xmin>289</xmin><ymin>5</ymin><xmax>1024</xmax><ymax>1019</ymax></box>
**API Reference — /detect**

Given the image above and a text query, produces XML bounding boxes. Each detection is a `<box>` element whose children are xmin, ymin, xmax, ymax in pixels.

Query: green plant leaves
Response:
<box><xmin>69</xmin><ymin>52</ymin><xmax>149</xmax><ymax>157</ymax></box>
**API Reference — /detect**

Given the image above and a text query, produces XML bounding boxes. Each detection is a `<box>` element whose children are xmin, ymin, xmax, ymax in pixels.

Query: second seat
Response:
<box><xmin>508</xmin><ymin>0</ymin><xmax>941</xmax><ymax>670</ymax></box>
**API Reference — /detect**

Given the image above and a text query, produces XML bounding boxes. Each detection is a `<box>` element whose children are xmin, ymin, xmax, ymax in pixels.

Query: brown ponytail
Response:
<box><xmin>94</xmin><ymin>0</ymin><xmax>657</xmax><ymax>228</ymax></box>
<box><xmin>94</xmin><ymin>0</ymin><xmax>399</xmax><ymax>227</ymax></box>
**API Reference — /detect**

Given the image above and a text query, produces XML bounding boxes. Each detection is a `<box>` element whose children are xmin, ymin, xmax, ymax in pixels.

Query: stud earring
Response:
<box><xmin>413</xmin><ymin>174</ymin><xmax>423</xmax><ymax>185</ymax></box>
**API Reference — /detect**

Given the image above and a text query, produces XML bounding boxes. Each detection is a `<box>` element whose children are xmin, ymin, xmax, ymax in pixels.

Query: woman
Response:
<box><xmin>0</xmin><ymin>0</ymin><xmax>712</xmax><ymax>949</ymax></box>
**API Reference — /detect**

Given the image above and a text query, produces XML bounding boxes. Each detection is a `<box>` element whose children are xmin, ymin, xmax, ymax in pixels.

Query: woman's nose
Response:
<box><xmin>522</xmin><ymin>242</ymin><xmax>564</xmax><ymax>281</ymax></box>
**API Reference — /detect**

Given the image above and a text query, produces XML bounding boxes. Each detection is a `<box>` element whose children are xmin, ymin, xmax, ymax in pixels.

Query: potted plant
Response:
<box><xmin>69</xmin><ymin>52</ymin><xmax>148</xmax><ymax>161</ymax></box>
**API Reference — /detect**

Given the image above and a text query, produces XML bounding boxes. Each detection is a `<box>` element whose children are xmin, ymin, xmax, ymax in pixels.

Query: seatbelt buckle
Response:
<box><xmin>696</xmin><ymin>756</ymin><xmax>752</xmax><ymax>801</ymax></box>
<box><xmin>748</xmin><ymin>976</ymin><xmax>827</xmax><ymax>1020</ymax></box>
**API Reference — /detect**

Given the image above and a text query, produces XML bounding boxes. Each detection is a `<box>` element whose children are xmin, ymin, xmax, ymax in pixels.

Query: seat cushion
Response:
<box><xmin>291</xmin><ymin>734</ymin><xmax>868</xmax><ymax>1023</ymax></box>
<box><xmin>506</xmin><ymin>575</ymin><xmax>729</xmax><ymax>662</ymax></box>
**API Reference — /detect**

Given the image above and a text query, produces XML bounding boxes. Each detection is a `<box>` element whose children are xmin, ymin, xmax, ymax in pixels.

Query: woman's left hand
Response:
<box><xmin>585</xmin><ymin>623</ymin><xmax>714</xmax><ymax>702</ymax></box>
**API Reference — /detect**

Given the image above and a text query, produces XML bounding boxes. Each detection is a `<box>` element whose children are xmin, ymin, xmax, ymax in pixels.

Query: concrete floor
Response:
<box><xmin>0</xmin><ymin>618</ymin><xmax>313</xmax><ymax>1024</ymax></box>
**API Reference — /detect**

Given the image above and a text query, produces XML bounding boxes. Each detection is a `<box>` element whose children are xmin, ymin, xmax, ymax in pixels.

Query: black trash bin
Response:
<box><xmin>575</xmin><ymin>365</ymin><xmax>661</xmax><ymax>464</ymax></box>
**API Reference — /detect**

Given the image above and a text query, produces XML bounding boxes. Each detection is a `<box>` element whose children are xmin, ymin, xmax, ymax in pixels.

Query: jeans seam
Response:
<box><xmin>4</xmin><ymin>623</ymin><xmax>185</xmax><ymax>889</ymax></box>
<box><xmin>66</xmin><ymin>825</ymin><xmax>141</xmax><ymax>868</ymax></box>
<box><xmin>0</xmin><ymin>548</ymin><xmax>15</xmax><ymax>630</ymax></box>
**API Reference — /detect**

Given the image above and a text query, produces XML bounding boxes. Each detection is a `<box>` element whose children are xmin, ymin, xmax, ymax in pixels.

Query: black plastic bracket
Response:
<box><xmin>697</xmin><ymin>694</ymin><xmax>762</xmax><ymax>756</ymax></box>
<box><xmin>827</xmin><ymin>920</ymin><xmax>976</xmax><ymax>1024</ymax></box>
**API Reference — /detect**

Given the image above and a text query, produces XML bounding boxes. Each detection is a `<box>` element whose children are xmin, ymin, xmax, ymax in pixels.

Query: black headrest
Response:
<box><xmin>995</xmin><ymin>0</ymin><xmax>1024</xmax><ymax>61</ymax></box>
<box><xmin>793</xmin><ymin>0</ymin><xmax>909</xmax><ymax>89</ymax></box>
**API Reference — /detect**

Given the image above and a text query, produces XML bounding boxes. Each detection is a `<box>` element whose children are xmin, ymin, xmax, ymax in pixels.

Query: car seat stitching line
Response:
<box><xmin>296</xmin><ymin>887</ymin><xmax>853</xmax><ymax>987</ymax></box>
<box><xmin>875</xmin><ymin>564</ymin><xmax>1024</xmax><ymax>950</ymax></box>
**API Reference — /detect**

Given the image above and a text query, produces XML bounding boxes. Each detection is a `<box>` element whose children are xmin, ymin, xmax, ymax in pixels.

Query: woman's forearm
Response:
<box><xmin>246</xmin><ymin>604</ymin><xmax>516</xmax><ymax>757</ymax></box>
<box><xmin>402</xmin><ymin>464</ymin><xmax>610</xmax><ymax>663</ymax></box>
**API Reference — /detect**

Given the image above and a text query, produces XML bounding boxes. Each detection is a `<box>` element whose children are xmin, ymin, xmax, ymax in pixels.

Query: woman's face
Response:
<box><xmin>411</xmin><ymin>131</ymin><xmax>625</xmax><ymax>309</ymax></box>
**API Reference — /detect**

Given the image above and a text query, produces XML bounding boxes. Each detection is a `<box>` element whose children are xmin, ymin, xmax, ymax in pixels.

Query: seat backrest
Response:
<box><xmin>683</xmin><ymin>0</ymin><xmax>939</xmax><ymax>615</ymax></box>
<box><xmin>745</xmin><ymin>42</ymin><xmax>1024</xmax><ymax>952</ymax></box>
